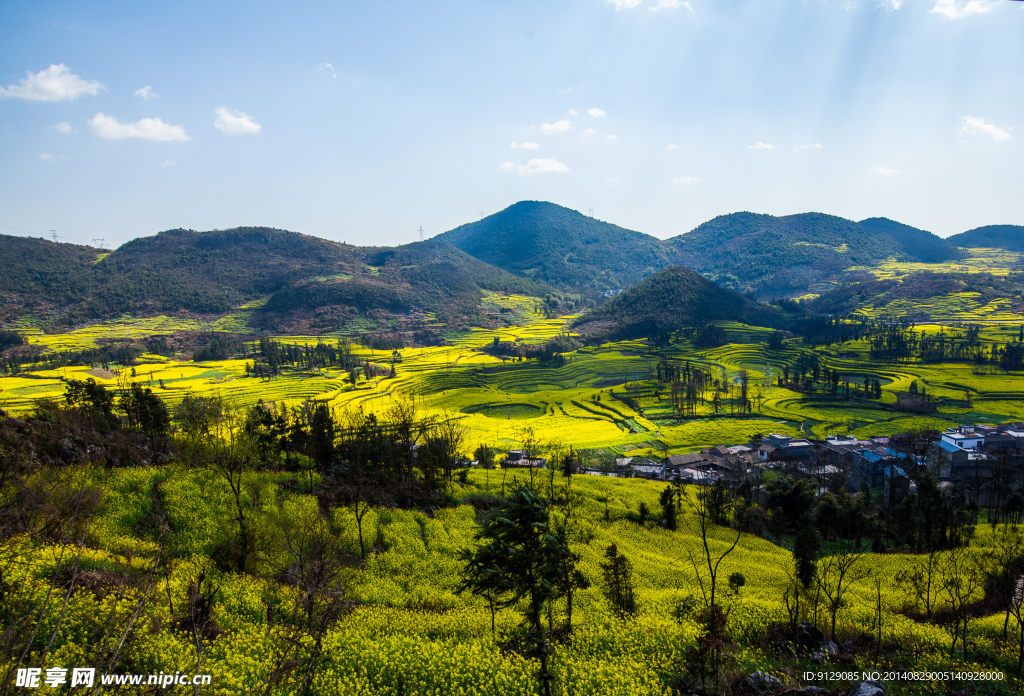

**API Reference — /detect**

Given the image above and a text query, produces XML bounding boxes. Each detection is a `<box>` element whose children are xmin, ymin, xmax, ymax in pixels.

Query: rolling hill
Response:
<box><xmin>571</xmin><ymin>266</ymin><xmax>749</xmax><ymax>341</ymax></box>
<box><xmin>665</xmin><ymin>212</ymin><xmax>964</xmax><ymax>297</ymax></box>
<box><xmin>946</xmin><ymin>224</ymin><xmax>1024</xmax><ymax>251</ymax></box>
<box><xmin>435</xmin><ymin>202</ymin><xmax>966</xmax><ymax>299</ymax></box>
<box><xmin>0</xmin><ymin>228</ymin><xmax>550</xmax><ymax>336</ymax></box>
<box><xmin>434</xmin><ymin>201</ymin><xmax>678</xmax><ymax>293</ymax></box>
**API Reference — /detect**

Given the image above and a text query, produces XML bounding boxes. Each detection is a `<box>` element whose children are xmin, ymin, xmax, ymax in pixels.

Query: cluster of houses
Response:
<box><xmin>497</xmin><ymin>423</ymin><xmax>1024</xmax><ymax>506</ymax></box>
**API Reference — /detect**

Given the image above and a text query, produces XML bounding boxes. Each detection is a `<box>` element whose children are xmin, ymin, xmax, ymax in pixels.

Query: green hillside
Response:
<box><xmin>666</xmin><ymin>212</ymin><xmax>962</xmax><ymax>297</ymax></box>
<box><xmin>572</xmin><ymin>266</ymin><xmax>747</xmax><ymax>340</ymax></box>
<box><xmin>0</xmin><ymin>229</ymin><xmax>549</xmax><ymax>336</ymax></box>
<box><xmin>947</xmin><ymin>224</ymin><xmax>1024</xmax><ymax>251</ymax></box>
<box><xmin>0</xmin><ymin>235</ymin><xmax>101</xmax><ymax>323</ymax></box>
<box><xmin>435</xmin><ymin>201</ymin><xmax>677</xmax><ymax>293</ymax></box>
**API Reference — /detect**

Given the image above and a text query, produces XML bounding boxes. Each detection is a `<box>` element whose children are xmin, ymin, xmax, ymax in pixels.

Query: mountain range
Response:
<box><xmin>2</xmin><ymin>201</ymin><xmax>1021</xmax><ymax>340</ymax></box>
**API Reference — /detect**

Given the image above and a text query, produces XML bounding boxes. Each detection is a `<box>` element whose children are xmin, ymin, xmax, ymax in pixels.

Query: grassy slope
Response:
<box><xmin>12</xmin><ymin>465</ymin><xmax>1016</xmax><ymax>696</ymax></box>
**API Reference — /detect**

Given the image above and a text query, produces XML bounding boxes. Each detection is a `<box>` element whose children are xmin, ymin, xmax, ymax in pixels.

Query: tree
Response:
<box><xmin>174</xmin><ymin>394</ymin><xmax>224</xmax><ymax>442</ymax></box>
<box><xmin>793</xmin><ymin>513</ymin><xmax>821</xmax><ymax>589</ymax></box>
<box><xmin>938</xmin><ymin>546</ymin><xmax>983</xmax><ymax>658</ymax></box>
<box><xmin>119</xmin><ymin>382</ymin><xmax>169</xmax><ymax>437</ymax></box>
<box><xmin>894</xmin><ymin>549</ymin><xmax>942</xmax><ymax>621</ymax></box>
<box><xmin>600</xmin><ymin>544</ymin><xmax>638</xmax><ymax>618</ymax></box>
<box><xmin>813</xmin><ymin>551</ymin><xmax>870</xmax><ymax>642</ymax></box>
<box><xmin>728</xmin><ymin>572</ymin><xmax>745</xmax><ymax>595</ymax></box>
<box><xmin>458</xmin><ymin>486</ymin><xmax>576</xmax><ymax>696</ymax></box>
<box><xmin>684</xmin><ymin>484</ymin><xmax>741</xmax><ymax>610</ymax></box>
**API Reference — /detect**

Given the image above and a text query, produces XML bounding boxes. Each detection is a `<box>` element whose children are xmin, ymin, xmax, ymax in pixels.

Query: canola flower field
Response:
<box><xmin>3</xmin><ymin>466</ymin><xmax>1019</xmax><ymax>695</ymax></box>
<box><xmin>4</xmin><ymin>304</ymin><xmax>1024</xmax><ymax>456</ymax></box>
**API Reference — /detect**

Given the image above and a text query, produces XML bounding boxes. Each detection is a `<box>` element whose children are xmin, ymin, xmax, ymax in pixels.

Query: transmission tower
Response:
<box><xmin>49</xmin><ymin>230</ymin><xmax>59</xmax><ymax>243</ymax></box>
<box><xmin>418</xmin><ymin>226</ymin><xmax>424</xmax><ymax>242</ymax></box>
<box><xmin>588</xmin><ymin>208</ymin><xmax>594</xmax><ymax>218</ymax></box>
<box><xmin>479</xmin><ymin>211</ymin><xmax>485</xmax><ymax>220</ymax></box>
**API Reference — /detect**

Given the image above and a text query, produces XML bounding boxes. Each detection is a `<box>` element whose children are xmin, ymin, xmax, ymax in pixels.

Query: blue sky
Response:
<box><xmin>0</xmin><ymin>0</ymin><xmax>1021</xmax><ymax>248</ymax></box>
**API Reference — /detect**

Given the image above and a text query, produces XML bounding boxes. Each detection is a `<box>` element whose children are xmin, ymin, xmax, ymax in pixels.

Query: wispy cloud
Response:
<box><xmin>871</xmin><ymin>167</ymin><xmax>898</xmax><ymax>177</ymax></box>
<box><xmin>608</xmin><ymin>0</ymin><xmax>643</xmax><ymax>9</ymax></box>
<box><xmin>673</xmin><ymin>176</ymin><xmax>699</xmax><ymax>183</ymax></box>
<box><xmin>650</xmin><ymin>0</ymin><xmax>693</xmax><ymax>11</ymax></box>
<box><xmin>666</xmin><ymin>144</ymin><xmax>678</xmax><ymax>151</ymax></box>
<box><xmin>583</xmin><ymin>128</ymin><xmax>618</xmax><ymax>141</ymax></box>
<box><xmin>134</xmin><ymin>85</ymin><xmax>159</xmax><ymax>100</ymax></box>
<box><xmin>499</xmin><ymin>158</ymin><xmax>569</xmax><ymax>175</ymax></box>
<box><xmin>53</xmin><ymin>121</ymin><xmax>75</xmax><ymax>134</ymax></box>
<box><xmin>749</xmin><ymin>142</ymin><xmax>774</xmax><ymax>150</ymax></box>
<box><xmin>539</xmin><ymin>119</ymin><xmax>571</xmax><ymax>135</ymax></box>
<box><xmin>511</xmin><ymin>141</ymin><xmax>540</xmax><ymax>150</ymax></box>
<box><xmin>39</xmin><ymin>153</ymin><xmax>66</xmax><ymax>162</ymax></box>
<box><xmin>605</xmin><ymin>177</ymin><xmax>624</xmax><ymax>186</ymax></box>
<box><xmin>89</xmin><ymin>113</ymin><xmax>189</xmax><ymax>142</ymax></box>
<box><xmin>162</xmin><ymin>160</ymin><xmax>176</xmax><ymax>167</ymax></box>
<box><xmin>587</xmin><ymin>108</ymin><xmax>606</xmax><ymax>118</ymax></box>
<box><xmin>795</xmin><ymin>143</ymin><xmax>822</xmax><ymax>151</ymax></box>
<box><xmin>930</xmin><ymin>0</ymin><xmax>998</xmax><ymax>19</ymax></box>
<box><xmin>214</xmin><ymin>107</ymin><xmax>261</xmax><ymax>135</ymax></box>
<box><xmin>0</xmin><ymin>64</ymin><xmax>104</xmax><ymax>101</ymax></box>
<box><xmin>319</xmin><ymin>62</ymin><xmax>336</xmax><ymax>78</ymax></box>
<box><xmin>878</xmin><ymin>0</ymin><xmax>904</xmax><ymax>10</ymax></box>
<box><xmin>958</xmin><ymin>115</ymin><xmax>1011</xmax><ymax>141</ymax></box>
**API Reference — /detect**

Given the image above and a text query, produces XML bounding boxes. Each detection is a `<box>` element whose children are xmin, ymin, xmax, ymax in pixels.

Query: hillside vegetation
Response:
<box><xmin>436</xmin><ymin>201</ymin><xmax>678</xmax><ymax>293</ymax></box>
<box><xmin>947</xmin><ymin>225</ymin><xmax>1024</xmax><ymax>252</ymax></box>
<box><xmin>667</xmin><ymin>213</ymin><xmax>964</xmax><ymax>297</ymax></box>
<box><xmin>572</xmin><ymin>267</ymin><xmax>748</xmax><ymax>341</ymax></box>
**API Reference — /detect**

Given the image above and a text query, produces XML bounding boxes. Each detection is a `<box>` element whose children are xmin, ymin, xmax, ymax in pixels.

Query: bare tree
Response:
<box><xmin>684</xmin><ymin>484</ymin><xmax>741</xmax><ymax>610</ymax></box>
<box><xmin>894</xmin><ymin>549</ymin><xmax>942</xmax><ymax>621</ymax></box>
<box><xmin>939</xmin><ymin>546</ymin><xmax>984</xmax><ymax>658</ymax></box>
<box><xmin>813</xmin><ymin>550</ymin><xmax>870</xmax><ymax>642</ymax></box>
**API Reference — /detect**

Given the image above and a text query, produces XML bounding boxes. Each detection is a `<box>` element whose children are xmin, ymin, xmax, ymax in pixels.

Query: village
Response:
<box><xmin>499</xmin><ymin>423</ymin><xmax>1022</xmax><ymax>513</ymax></box>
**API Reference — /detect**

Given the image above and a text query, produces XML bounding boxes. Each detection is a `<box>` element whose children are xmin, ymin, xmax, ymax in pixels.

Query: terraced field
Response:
<box><xmin>6</xmin><ymin>299</ymin><xmax>1024</xmax><ymax>456</ymax></box>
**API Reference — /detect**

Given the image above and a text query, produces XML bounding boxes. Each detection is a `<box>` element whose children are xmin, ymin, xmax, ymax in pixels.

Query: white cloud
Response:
<box><xmin>53</xmin><ymin>121</ymin><xmax>75</xmax><ymax>134</ymax></box>
<box><xmin>605</xmin><ymin>177</ymin><xmax>624</xmax><ymax>186</ymax></box>
<box><xmin>650</xmin><ymin>0</ymin><xmax>693</xmax><ymax>11</ymax></box>
<box><xmin>795</xmin><ymin>143</ymin><xmax>822</xmax><ymax>151</ymax></box>
<box><xmin>666</xmin><ymin>143</ymin><xmax>678</xmax><ymax>150</ymax></box>
<box><xmin>930</xmin><ymin>0</ymin><xmax>998</xmax><ymax>18</ymax></box>
<box><xmin>749</xmin><ymin>142</ymin><xmax>774</xmax><ymax>150</ymax></box>
<box><xmin>134</xmin><ymin>85</ymin><xmax>159</xmax><ymax>100</ymax></box>
<box><xmin>587</xmin><ymin>108</ymin><xmax>606</xmax><ymax>118</ymax></box>
<box><xmin>871</xmin><ymin>167</ymin><xmax>898</xmax><ymax>177</ymax></box>
<box><xmin>162</xmin><ymin>160</ymin><xmax>176</xmax><ymax>167</ymax></box>
<box><xmin>958</xmin><ymin>115</ymin><xmax>1011</xmax><ymax>141</ymax></box>
<box><xmin>511</xmin><ymin>141</ymin><xmax>540</xmax><ymax>150</ymax></box>
<box><xmin>539</xmin><ymin>119</ymin><xmax>571</xmax><ymax>135</ymax></box>
<box><xmin>499</xmin><ymin>158</ymin><xmax>569</xmax><ymax>175</ymax></box>
<box><xmin>568</xmin><ymin>109</ymin><xmax>578</xmax><ymax>115</ymax></box>
<box><xmin>319</xmin><ymin>62</ymin><xmax>336</xmax><ymax>78</ymax></box>
<box><xmin>673</xmin><ymin>176</ymin><xmax>699</xmax><ymax>183</ymax></box>
<box><xmin>608</xmin><ymin>0</ymin><xmax>643</xmax><ymax>9</ymax></box>
<box><xmin>0</xmin><ymin>64</ymin><xmax>104</xmax><ymax>101</ymax></box>
<box><xmin>89</xmin><ymin>113</ymin><xmax>189</xmax><ymax>142</ymax></box>
<box><xmin>213</xmin><ymin>107</ymin><xmax>261</xmax><ymax>135</ymax></box>
<box><xmin>878</xmin><ymin>0</ymin><xmax>904</xmax><ymax>10</ymax></box>
<box><xmin>582</xmin><ymin>128</ymin><xmax>618</xmax><ymax>141</ymax></box>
